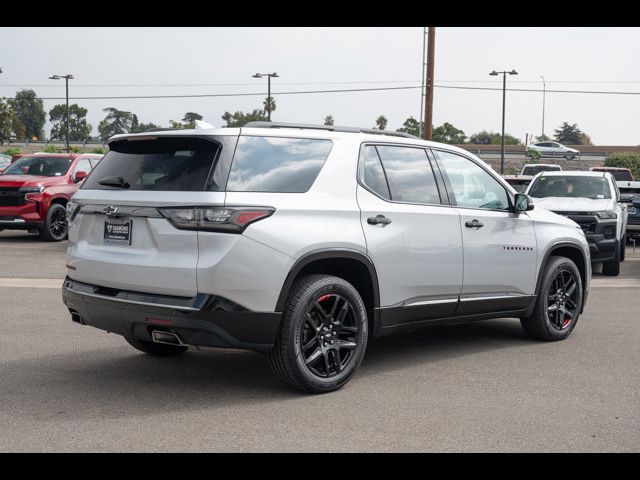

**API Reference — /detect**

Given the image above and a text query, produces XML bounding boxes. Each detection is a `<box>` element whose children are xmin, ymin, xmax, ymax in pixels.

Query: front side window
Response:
<box><xmin>226</xmin><ymin>136</ymin><xmax>332</xmax><ymax>193</ymax></box>
<box><xmin>82</xmin><ymin>137</ymin><xmax>222</xmax><ymax>191</ymax></box>
<box><xmin>73</xmin><ymin>158</ymin><xmax>93</xmax><ymax>176</ymax></box>
<box><xmin>375</xmin><ymin>145</ymin><xmax>440</xmax><ymax>204</ymax></box>
<box><xmin>2</xmin><ymin>156</ymin><xmax>73</xmax><ymax>177</ymax></box>
<box><xmin>436</xmin><ymin>150</ymin><xmax>510</xmax><ymax>210</ymax></box>
<box><xmin>528</xmin><ymin>175</ymin><xmax>612</xmax><ymax>200</ymax></box>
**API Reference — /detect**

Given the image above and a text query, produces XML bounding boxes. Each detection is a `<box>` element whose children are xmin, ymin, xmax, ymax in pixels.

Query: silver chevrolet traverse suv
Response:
<box><xmin>62</xmin><ymin>122</ymin><xmax>591</xmax><ymax>393</ymax></box>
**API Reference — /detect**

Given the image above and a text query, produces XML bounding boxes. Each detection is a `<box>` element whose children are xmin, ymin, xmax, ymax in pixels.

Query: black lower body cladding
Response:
<box><xmin>61</xmin><ymin>277</ymin><xmax>281</xmax><ymax>352</ymax></box>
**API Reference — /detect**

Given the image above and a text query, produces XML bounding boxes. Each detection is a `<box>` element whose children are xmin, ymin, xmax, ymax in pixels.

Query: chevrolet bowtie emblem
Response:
<box><xmin>103</xmin><ymin>205</ymin><xmax>119</xmax><ymax>217</ymax></box>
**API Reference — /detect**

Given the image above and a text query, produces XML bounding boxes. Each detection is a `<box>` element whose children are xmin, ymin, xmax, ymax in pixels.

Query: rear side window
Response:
<box><xmin>82</xmin><ymin>137</ymin><xmax>222</xmax><ymax>191</ymax></box>
<box><xmin>376</xmin><ymin>145</ymin><xmax>440</xmax><ymax>204</ymax></box>
<box><xmin>226</xmin><ymin>136</ymin><xmax>332</xmax><ymax>193</ymax></box>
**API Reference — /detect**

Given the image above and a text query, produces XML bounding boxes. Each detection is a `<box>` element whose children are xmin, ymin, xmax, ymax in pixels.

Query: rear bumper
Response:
<box><xmin>61</xmin><ymin>277</ymin><xmax>281</xmax><ymax>352</ymax></box>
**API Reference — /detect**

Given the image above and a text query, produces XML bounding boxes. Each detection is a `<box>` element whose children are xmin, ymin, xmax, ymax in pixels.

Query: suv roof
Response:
<box><xmin>537</xmin><ymin>170</ymin><xmax>607</xmax><ymax>178</ymax></box>
<box><xmin>108</xmin><ymin>121</ymin><xmax>477</xmax><ymax>156</ymax></box>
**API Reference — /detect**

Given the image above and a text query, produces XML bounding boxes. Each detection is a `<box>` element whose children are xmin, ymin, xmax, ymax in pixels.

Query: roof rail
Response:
<box><xmin>243</xmin><ymin>121</ymin><xmax>419</xmax><ymax>139</ymax></box>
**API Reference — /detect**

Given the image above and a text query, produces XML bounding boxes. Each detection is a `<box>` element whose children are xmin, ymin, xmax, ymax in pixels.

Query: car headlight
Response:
<box><xmin>19</xmin><ymin>185</ymin><xmax>45</xmax><ymax>194</ymax></box>
<box><xmin>595</xmin><ymin>211</ymin><xmax>617</xmax><ymax>219</ymax></box>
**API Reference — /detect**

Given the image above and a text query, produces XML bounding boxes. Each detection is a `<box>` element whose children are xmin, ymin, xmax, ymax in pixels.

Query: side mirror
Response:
<box><xmin>620</xmin><ymin>193</ymin><xmax>635</xmax><ymax>204</ymax></box>
<box><xmin>514</xmin><ymin>193</ymin><xmax>534</xmax><ymax>212</ymax></box>
<box><xmin>73</xmin><ymin>171</ymin><xmax>88</xmax><ymax>183</ymax></box>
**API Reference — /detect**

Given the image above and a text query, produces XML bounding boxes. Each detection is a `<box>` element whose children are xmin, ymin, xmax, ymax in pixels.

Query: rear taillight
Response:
<box><xmin>159</xmin><ymin>206</ymin><xmax>274</xmax><ymax>233</ymax></box>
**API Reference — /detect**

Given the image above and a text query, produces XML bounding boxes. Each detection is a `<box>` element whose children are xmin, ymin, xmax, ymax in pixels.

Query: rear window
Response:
<box><xmin>611</xmin><ymin>171</ymin><xmax>633</xmax><ymax>181</ymax></box>
<box><xmin>522</xmin><ymin>165</ymin><xmax>561</xmax><ymax>175</ymax></box>
<box><xmin>82</xmin><ymin>137</ymin><xmax>223</xmax><ymax>191</ymax></box>
<box><xmin>226</xmin><ymin>136</ymin><xmax>332</xmax><ymax>193</ymax></box>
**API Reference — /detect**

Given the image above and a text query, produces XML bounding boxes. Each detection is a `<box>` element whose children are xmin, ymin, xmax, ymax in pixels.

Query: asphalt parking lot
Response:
<box><xmin>1</xmin><ymin>230</ymin><xmax>639</xmax><ymax>452</ymax></box>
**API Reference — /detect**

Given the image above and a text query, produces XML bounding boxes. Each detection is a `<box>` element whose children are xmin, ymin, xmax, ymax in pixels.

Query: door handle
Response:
<box><xmin>368</xmin><ymin>215</ymin><xmax>392</xmax><ymax>226</ymax></box>
<box><xmin>465</xmin><ymin>219</ymin><xmax>484</xmax><ymax>229</ymax></box>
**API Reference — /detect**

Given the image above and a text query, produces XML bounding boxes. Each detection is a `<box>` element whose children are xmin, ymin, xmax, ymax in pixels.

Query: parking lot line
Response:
<box><xmin>0</xmin><ymin>278</ymin><xmax>63</xmax><ymax>289</ymax></box>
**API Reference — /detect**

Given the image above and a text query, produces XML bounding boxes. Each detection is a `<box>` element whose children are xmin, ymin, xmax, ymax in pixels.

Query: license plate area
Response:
<box><xmin>104</xmin><ymin>219</ymin><xmax>132</xmax><ymax>245</ymax></box>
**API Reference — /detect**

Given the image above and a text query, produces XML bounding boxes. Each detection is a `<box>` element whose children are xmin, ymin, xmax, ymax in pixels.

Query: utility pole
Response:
<box><xmin>540</xmin><ymin>75</ymin><xmax>546</xmax><ymax>138</ymax></box>
<box><xmin>252</xmin><ymin>72</ymin><xmax>279</xmax><ymax>121</ymax></box>
<box><xmin>49</xmin><ymin>74</ymin><xmax>74</xmax><ymax>152</ymax></box>
<box><xmin>423</xmin><ymin>27</ymin><xmax>435</xmax><ymax>140</ymax></box>
<box><xmin>489</xmin><ymin>69</ymin><xmax>518</xmax><ymax>174</ymax></box>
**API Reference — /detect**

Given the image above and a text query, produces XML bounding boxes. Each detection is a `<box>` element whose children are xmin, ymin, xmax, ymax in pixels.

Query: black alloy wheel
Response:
<box><xmin>300</xmin><ymin>293</ymin><xmax>360</xmax><ymax>378</ymax></box>
<box><xmin>40</xmin><ymin>204</ymin><xmax>69</xmax><ymax>241</ymax></box>
<box><xmin>520</xmin><ymin>256</ymin><xmax>583</xmax><ymax>341</ymax></box>
<box><xmin>269</xmin><ymin>274</ymin><xmax>368</xmax><ymax>393</ymax></box>
<box><xmin>546</xmin><ymin>268</ymin><xmax>579</xmax><ymax>331</ymax></box>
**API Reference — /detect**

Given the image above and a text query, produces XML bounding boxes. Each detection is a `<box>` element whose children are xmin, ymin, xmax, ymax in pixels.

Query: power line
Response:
<box><xmin>2</xmin><ymin>79</ymin><xmax>640</xmax><ymax>88</ymax></box>
<box><xmin>3</xmin><ymin>84</ymin><xmax>640</xmax><ymax>101</ymax></box>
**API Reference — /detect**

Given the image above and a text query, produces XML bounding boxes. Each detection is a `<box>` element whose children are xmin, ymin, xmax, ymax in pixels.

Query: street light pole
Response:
<box><xmin>49</xmin><ymin>74</ymin><xmax>74</xmax><ymax>152</ymax></box>
<box><xmin>252</xmin><ymin>72</ymin><xmax>279</xmax><ymax>121</ymax></box>
<box><xmin>541</xmin><ymin>75</ymin><xmax>546</xmax><ymax>138</ymax></box>
<box><xmin>489</xmin><ymin>69</ymin><xmax>518</xmax><ymax>174</ymax></box>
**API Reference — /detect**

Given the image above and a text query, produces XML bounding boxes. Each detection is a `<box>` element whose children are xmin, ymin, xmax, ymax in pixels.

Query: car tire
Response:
<box><xmin>268</xmin><ymin>274</ymin><xmax>368</xmax><ymax>394</ymax></box>
<box><xmin>520</xmin><ymin>256</ymin><xmax>583</xmax><ymax>341</ymax></box>
<box><xmin>565</xmin><ymin>154</ymin><xmax>575</xmax><ymax>160</ymax></box>
<box><xmin>620</xmin><ymin>236</ymin><xmax>626</xmax><ymax>262</ymax></box>
<box><xmin>124</xmin><ymin>336</ymin><xmax>188</xmax><ymax>356</ymax></box>
<box><xmin>39</xmin><ymin>203</ymin><xmax>68</xmax><ymax>242</ymax></box>
<box><xmin>602</xmin><ymin>246</ymin><xmax>621</xmax><ymax>276</ymax></box>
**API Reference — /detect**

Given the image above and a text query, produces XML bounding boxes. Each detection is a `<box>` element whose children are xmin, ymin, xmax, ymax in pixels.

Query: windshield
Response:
<box><xmin>2</xmin><ymin>156</ymin><xmax>73</xmax><ymax>177</ymax></box>
<box><xmin>528</xmin><ymin>175</ymin><xmax>611</xmax><ymax>200</ymax></box>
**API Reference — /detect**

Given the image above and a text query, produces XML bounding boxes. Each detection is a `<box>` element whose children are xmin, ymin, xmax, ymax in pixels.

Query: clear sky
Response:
<box><xmin>1</xmin><ymin>27</ymin><xmax>639</xmax><ymax>144</ymax></box>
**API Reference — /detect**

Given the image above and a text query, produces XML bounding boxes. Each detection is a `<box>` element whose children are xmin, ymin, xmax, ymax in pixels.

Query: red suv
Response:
<box><xmin>0</xmin><ymin>153</ymin><xmax>102</xmax><ymax>241</ymax></box>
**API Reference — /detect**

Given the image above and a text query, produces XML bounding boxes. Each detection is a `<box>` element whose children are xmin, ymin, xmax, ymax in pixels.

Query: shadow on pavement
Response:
<box><xmin>0</xmin><ymin>319</ymin><xmax>533</xmax><ymax>420</ymax></box>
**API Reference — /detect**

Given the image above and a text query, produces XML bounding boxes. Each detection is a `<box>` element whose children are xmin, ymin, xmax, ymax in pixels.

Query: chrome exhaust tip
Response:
<box><xmin>151</xmin><ymin>330</ymin><xmax>185</xmax><ymax>346</ymax></box>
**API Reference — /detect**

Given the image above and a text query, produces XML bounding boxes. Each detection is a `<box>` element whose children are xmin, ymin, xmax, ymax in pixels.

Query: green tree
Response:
<box><xmin>432</xmin><ymin>122</ymin><xmax>466</xmax><ymax>144</ymax></box>
<box><xmin>375</xmin><ymin>115</ymin><xmax>388</xmax><ymax>130</ymax></box>
<box><xmin>468</xmin><ymin>130</ymin><xmax>521</xmax><ymax>145</ymax></box>
<box><xmin>263</xmin><ymin>97</ymin><xmax>276</xmax><ymax>118</ymax></box>
<box><xmin>324</xmin><ymin>115</ymin><xmax>335</xmax><ymax>126</ymax></box>
<box><xmin>535</xmin><ymin>133</ymin><xmax>551</xmax><ymax>142</ymax></box>
<box><xmin>605</xmin><ymin>152</ymin><xmax>640</xmax><ymax>179</ymax></box>
<box><xmin>0</xmin><ymin>98</ymin><xmax>17</xmax><ymax>144</ymax></box>
<box><xmin>554</xmin><ymin>122</ymin><xmax>591</xmax><ymax>145</ymax></box>
<box><xmin>49</xmin><ymin>104</ymin><xmax>92</xmax><ymax>142</ymax></box>
<box><xmin>130</xmin><ymin>121</ymin><xmax>161</xmax><ymax>133</ymax></box>
<box><xmin>8</xmin><ymin>89</ymin><xmax>45</xmax><ymax>140</ymax></box>
<box><xmin>221</xmin><ymin>109</ymin><xmax>268</xmax><ymax>128</ymax></box>
<box><xmin>98</xmin><ymin>107</ymin><xmax>135</xmax><ymax>141</ymax></box>
<box><xmin>182</xmin><ymin>112</ymin><xmax>203</xmax><ymax>128</ymax></box>
<box><xmin>578</xmin><ymin>132</ymin><xmax>593</xmax><ymax>145</ymax></box>
<box><xmin>396</xmin><ymin>116</ymin><xmax>423</xmax><ymax>137</ymax></box>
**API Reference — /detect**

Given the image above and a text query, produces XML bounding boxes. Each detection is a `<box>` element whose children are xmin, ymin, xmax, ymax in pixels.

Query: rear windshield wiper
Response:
<box><xmin>98</xmin><ymin>176</ymin><xmax>130</xmax><ymax>189</ymax></box>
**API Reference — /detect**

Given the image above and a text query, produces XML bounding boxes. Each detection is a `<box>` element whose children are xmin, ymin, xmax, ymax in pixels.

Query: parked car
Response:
<box><xmin>0</xmin><ymin>154</ymin><xmax>11</xmax><ymax>173</ymax></box>
<box><xmin>617</xmin><ymin>181</ymin><xmax>640</xmax><ymax>238</ymax></box>
<box><xmin>589</xmin><ymin>166</ymin><xmax>634</xmax><ymax>183</ymax></box>
<box><xmin>0</xmin><ymin>153</ymin><xmax>102</xmax><ymax>241</ymax></box>
<box><xmin>526</xmin><ymin>142</ymin><xmax>580</xmax><ymax>160</ymax></box>
<box><xmin>520</xmin><ymin>164</ymin><xmax>562</xmax><ymax>176</ymax></box>
<box><xmin>62</xmin><ymin>122</ymin><xmax>591</xmax><ymax>393</ymax></box>
<box><xmin>502</xmin><ymin>174</ymin><xmax>533</xmax><ymax>192</ymax></box>
<box><xmin>526</xmin><ymin>171</ymin><xmax>632</xmax><ymax>276</ymax></box>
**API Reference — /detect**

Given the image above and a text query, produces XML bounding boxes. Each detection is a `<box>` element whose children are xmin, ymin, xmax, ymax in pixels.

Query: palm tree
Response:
<box><xmin>263</xmin><ymin>97</ymin><xmax>276</xmax><ymax>118</ymax></box>
<box><xmin>375</xmin><ymin>115</ymin><xmax>388</xmax><ymax>130</ymax></box>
